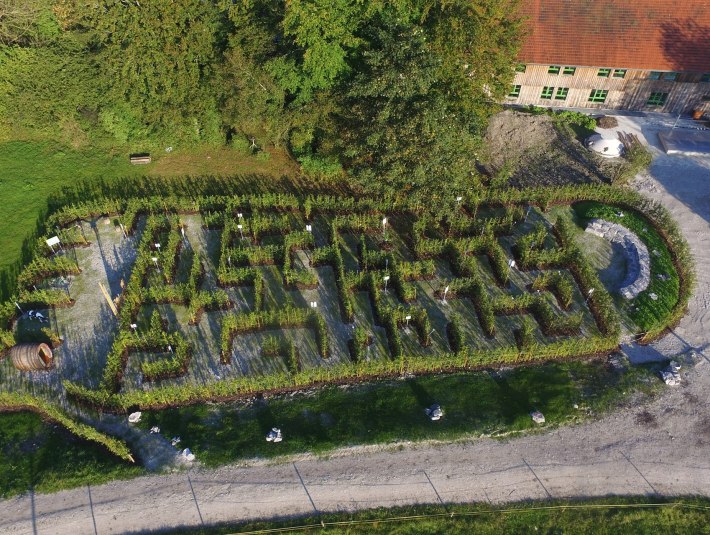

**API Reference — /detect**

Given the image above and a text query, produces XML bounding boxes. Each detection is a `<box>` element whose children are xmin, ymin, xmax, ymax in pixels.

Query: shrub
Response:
<box><xmin>613</xmin><ymin>135</ymin><xmax>652</xmax><ymax>185</ymax></box>
<box><xmin>446</xmin><ymin>316</ymin><xmax>464</xmax><ymax>353</ymax></box>
<box><xmin>262</xmin><ymin>335</ymin><xmax>281</xmax><ymax>357</ymax></box>
<box><xmin>298</xmin><ymin>155</ymin><xmax>343</xmax><ymax>180</ymax></box>
<box><xmin>597</xmin><ymin>116</ymin><xmax>618</xmax><ymax>129</ymax></box>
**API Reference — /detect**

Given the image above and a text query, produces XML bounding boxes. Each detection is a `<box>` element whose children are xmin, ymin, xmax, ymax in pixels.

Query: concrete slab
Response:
<box><xmin>658</xmin><ymin>129</ymin><xmax>710</xmax><ymax>156</ymax></box>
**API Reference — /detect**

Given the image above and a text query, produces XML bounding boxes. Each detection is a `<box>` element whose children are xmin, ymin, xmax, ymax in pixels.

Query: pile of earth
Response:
<box><xmin>481</xmin><ymin>109</ymin><xmax>625</xmax><ymax>187</ymax></box>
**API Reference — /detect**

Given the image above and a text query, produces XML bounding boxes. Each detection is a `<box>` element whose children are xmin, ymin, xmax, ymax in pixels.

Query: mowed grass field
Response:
<box><xmin>1</xmin><ymin>359</ymin><xmax>662</xmax><ymax>497</ymax></box>
<box><xmin>174</xmin><ymin>498</ymin><xmax>710</xmax><ymax>535</ymax></box>
<box><xmin>136</xmin><ymin>360</ymin><xmax>661</xmax><ymax>467</ymax></box>
<box><xmin>0</xmin><ymin>411</ymin><xmax>141</xmax><ymax>498</ymax></box>
<box><xmin>0</xmin><ymin>140</ymin><xmax>302</xmax><ymax>282</ymax></box>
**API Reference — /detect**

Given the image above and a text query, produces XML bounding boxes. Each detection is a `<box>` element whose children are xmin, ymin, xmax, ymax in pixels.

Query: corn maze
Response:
<box><xmin>0</xmin><ymin>188</ymin><xmax>689</xmax><ymax>413</ymax></box>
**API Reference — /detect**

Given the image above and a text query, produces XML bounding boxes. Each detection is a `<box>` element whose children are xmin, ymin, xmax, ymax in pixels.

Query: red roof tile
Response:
<box><xmin>518</xmin><ymin>0</ymin><xmax>710</xmax><ymax>72</ymax></box>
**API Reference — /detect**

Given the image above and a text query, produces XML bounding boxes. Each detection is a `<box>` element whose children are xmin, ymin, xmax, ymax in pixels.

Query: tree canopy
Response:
<box><xmin>0</xmin><ymin>0</ymin><xmax>522</xmax><ymax>195</ymax></box>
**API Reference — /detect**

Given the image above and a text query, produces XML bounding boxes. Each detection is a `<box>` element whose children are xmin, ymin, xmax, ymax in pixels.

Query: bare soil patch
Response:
<box><xmin>482</xmin><ymin>110</ymin><xmax>624</xmax><ymax>187</ymax></box>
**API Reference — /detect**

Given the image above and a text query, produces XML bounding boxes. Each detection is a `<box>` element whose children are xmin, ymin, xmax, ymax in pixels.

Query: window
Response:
<box><xmin>612</xmin><ymin>69</ymin><xmax>627</xmax><ymax>78</ymax></box>
<box><xmin>702</xmin><ymin>73</ymin><xmax>710</xmax><ymax>83</ymax></box>
<box><xmin>647</xmin><ymin>92</ymin><xmax>668</xmax><ymax>106</ymax></box>
<box><xmin>649</xmin><ymin>71</ymin><xmax>662</xmax><ymax>80</ymax></box>
<box><xmin>508</xmin><ymin>85</ymin><xmax>521</xmax><ymax>98</ymax></box>
<box><xmin>597</xmin><ymin>68</ymin><xmax>611</xmax><ymax>77</ymax></box>
<box><xmin>515</xmin><ymin>64</ymin><xmax>527</xmax><ymax>73</ymax></box>
<box><xmin>662</xmin><ymin>72</ymin><xmax>679</xmax><ymax>81</ymax></box>
<box><xmin>562</xmin><ymin>66</ymin><xmax>576</xmax><ymax>76</ymax></box>
<box><xmin>702</xmin><ymin>94</ymin><xmax>710</xmax><ymax>102</ymax></box>
<box><xmin>588</xmin><ymin>89</ymin><xmax>608</xmax><ymax>103</ymax></box>
<box><xmin>541</xmin><ymin>86</ymin><xmax>554</xmax><ymax>99</ymax></box>
<box><xmin>548</xmin><ymin>65</ymin><xmax>561</xmax><ymax>74</ymax></box>
<box><xmin>555</xmin><ymin>87</ymin><xmax>569</xmax><ymax>100</ymax></box>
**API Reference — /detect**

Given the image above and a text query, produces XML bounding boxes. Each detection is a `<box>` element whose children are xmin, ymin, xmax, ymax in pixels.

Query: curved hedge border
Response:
<box><xmin>479</xmin><ymin>185</ymin><xmax>694</xmax><ymax>342</ymax></box>
<box><xmin>0</xmin><ymin>393</ymin><xmax>134</xmax><ymax>462</ymax></box>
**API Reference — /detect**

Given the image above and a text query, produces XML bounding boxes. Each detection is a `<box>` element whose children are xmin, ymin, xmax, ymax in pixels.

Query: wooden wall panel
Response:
<box><xmin>509</xmin><ymin>64</ymin><xmax>710</xmax><ymax>114</ymax></box>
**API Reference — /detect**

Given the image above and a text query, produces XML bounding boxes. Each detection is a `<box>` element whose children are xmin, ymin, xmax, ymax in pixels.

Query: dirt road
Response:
<box><xmin>1</xmin><ymin>113</ymin><xmax>709</xmax><ymax>534</ymax></box>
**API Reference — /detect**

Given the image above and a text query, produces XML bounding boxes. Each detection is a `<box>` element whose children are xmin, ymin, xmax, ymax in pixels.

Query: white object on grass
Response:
<box><xmin>128</xmin><ymin>412</ymin><xmax>142</xmax><ymax>423</ymax></box>
<box><xmin>182</xmin><ymin>448</ymin><xmax>195</xmax><ymax>461</ymax></box>
<box><xmin>531</xmin><ymin>410</ymin><xmax>545</xmax><ymax>424</ymax></box>
<box><xmin>266</xmin><ymin>428</ymin><xmax>283</xmax><ymax>443</ymax></box>
<box><xmin>150</xmin><ymin>426</ymin><xmax>160</xmax><ymax>434</ymax></box>
<box><xmin>425</xmin><ymin>404</ymin><xmax>443</xmax><ymax>421</ymax></box>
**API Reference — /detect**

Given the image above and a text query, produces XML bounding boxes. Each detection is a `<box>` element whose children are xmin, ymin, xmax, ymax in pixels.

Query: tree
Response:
<box><xmin>83</xmin><ymin>0</ymin><xmax>224</xmax><ymax>144</ymax></box>
<box><xmin>0</xmin><ymin>0</ymin><xmax>60</xmax><ymax>46</ymax></box>
<box><xmin>335</xmin><ymin>1</ymin><xmax>522</xmax><ymax>203</ymax></box>
<box><xmin>339</xmin><ymin>22</ymin><xmax>477</xmax><ymax>204</ymax></box>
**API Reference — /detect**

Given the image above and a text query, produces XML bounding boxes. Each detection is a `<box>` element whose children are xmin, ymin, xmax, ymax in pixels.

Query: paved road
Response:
<box><xmin>1</xmin><ymin>114</ymin><xmax>709</xmax><ymax>534</ymax></box>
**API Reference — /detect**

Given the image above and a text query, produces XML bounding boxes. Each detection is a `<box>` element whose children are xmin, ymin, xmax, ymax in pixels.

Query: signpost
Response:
<box><xmin>46</xmin><ymin>236</ymin><xmax>61</xmax><ymax>254</ymax></box>
<box><xmin>383</xmin><ymin>275</ymin><xmax>390</xmax><ymax>293</ymax></box>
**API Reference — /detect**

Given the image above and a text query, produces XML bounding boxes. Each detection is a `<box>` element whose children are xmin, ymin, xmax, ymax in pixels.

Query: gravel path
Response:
<box><xmin>1</xmin><ymin>114</ymin><xmax>709</xmax><ymax>535</ymax></box>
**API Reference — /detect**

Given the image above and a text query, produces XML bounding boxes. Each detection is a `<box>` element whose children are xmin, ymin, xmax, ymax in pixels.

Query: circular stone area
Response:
<box><xmin>584</xmin><ymin>219</ymin><xmax>650</xmax><ymax>299</ymax></box>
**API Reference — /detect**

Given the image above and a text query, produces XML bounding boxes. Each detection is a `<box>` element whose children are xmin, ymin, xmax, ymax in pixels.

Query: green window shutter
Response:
<box><xmin>555</xmin><ymin>88</ymin><xmax>569</xmax><ymax>100</ymax></box>
<box><xmin>540</xmin><ymin>86</ymin><xmax>554</xmax><ymax>99</ymax></box>
<box><xmin>562</xmin><ymin>67</ymin><xmax>576</xmax><ymax>75</ymax></box>
<box><xmin>648</xmin><ymin>71</ymin><xmax>662</xmax><ymax>80</ymax></box>
<box><xmin>548</xmin><ymin>65</ymin><xmax>561</xmax><ymax>75</ymax></box>
<box><xmin>612</xmin><ymin>69</ymin><xmax>627</xmax><ymax>78</ymax></box>
<box><xmin>508</xmin><ymin>85</ymin><xmax>521</xmax><ymax>97</ymax></box>
<box><xmin>515</xmin><ymin>64</ymin><xmax>527</xmax><ymax>73</ymax></box>
<box><xmin>597</xmin><ymin>68</ymin><xmax>611</xmax><ymax>77</ymax></box>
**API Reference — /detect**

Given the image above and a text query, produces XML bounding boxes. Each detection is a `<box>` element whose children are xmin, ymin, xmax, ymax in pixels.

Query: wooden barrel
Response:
<box><xmin>9</xmin><ymin>343</ymin><xmax>53</xmax><ymax>371</ymax></box>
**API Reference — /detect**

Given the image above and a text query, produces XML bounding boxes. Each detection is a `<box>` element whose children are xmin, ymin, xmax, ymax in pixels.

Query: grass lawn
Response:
<box><xmin>165</xmin><ymin>498</ymin><xmax>710</xmax><ymax>534</ymax></box>
<box><xmin>136</xmin><ymin>360</ymin><xmax>660</xmax><ymax>467</ymax></box>
<box><xmin>1</xmin><ymin>360</ymin><xmax>660</xmax><ymax>498</ymax></box>
<box><xmin>572</xmin><ymin>201</ymin><xmax>679</xmax><ymax>332</ymax></box>
<box><xmin>0</xmin><ymin>411</ymin><xmax>141</xmax><ymax>498</ymax></box>
<box><xmin>0</xmin><ymin>140</ymin><xmax>305</xmax><ymax>298</ymax></box>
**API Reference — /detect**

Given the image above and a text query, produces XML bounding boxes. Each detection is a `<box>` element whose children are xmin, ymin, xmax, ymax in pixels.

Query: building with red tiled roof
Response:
<box><xmin>509</xmin><ymin>0</ymin><xmax>710</xmax><ymax>114</ymax></box>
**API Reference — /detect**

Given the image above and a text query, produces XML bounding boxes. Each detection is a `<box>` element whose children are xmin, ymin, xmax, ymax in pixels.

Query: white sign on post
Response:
<box><xmin>46</xmin><ymin>236</ymin><xmax>61</xmax><ymax>253</ymax></box>
<box><xmin>306</xmin><ymin>224</ymin><xmax>312</xmax><ymax>232</ymax></box>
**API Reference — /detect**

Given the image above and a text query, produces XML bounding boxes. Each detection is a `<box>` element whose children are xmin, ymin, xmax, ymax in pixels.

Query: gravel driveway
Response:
<box><xmin>1</xmin><ymin>113</ymin><xmax>709</xmax><ymax>535</ymax></box>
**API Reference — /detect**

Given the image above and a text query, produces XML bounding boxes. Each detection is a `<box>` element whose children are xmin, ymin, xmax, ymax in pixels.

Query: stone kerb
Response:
<box><xmin>585</xmin><ymin>219</ymin><xmax>650</xmax><ymax>299</ymax></box>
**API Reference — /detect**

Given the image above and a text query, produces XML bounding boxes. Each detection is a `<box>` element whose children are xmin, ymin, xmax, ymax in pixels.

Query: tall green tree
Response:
<box><xmin>337</xmin><ymin>0</ymin><xmax>522</xmax><ymax>203</ymax></box>
<box><xmin>339</xmin><ymin>21</ymin><xmax>480</xmax><ymax>205</ymax></box>
<box><xmin>84</xmin><ymin>0</ymin><xmax>224</xmax><ymax>144</ymax></box>
<box><xmin>0</xmin><ymin>2</ymin><xmax>99</xmax><ymax>140</ymax></box>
